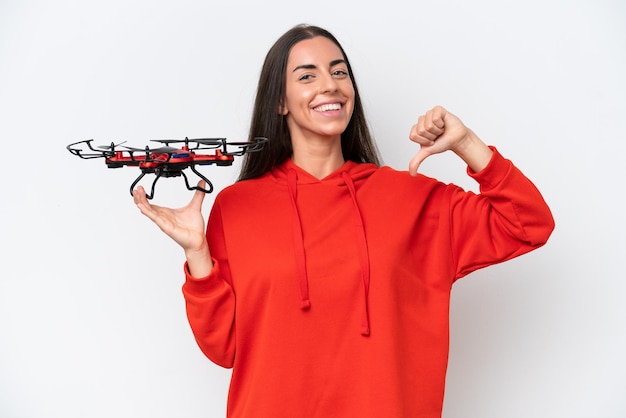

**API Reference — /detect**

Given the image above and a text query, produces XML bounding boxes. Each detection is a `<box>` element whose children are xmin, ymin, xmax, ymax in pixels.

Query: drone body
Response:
<box><xmin>67</xmin><ymin>137</ymin><xmax>267</xmax><ymax>199</ymax></box>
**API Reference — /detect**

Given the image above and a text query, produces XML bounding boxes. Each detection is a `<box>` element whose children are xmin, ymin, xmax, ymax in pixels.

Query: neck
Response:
<box><xmin>291</xmin><ymin>136</ymin><xmax>345</xmax><ymax>179</ymax></box>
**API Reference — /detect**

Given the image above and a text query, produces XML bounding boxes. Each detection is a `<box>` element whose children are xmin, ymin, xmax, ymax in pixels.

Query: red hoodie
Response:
<box><xmin>182</xmin><ymin>148</ymin><xmax>554</xmax><ymax>417</ymax></box>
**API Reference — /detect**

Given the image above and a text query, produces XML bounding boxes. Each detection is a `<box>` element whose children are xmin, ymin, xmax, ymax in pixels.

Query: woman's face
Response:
<box><xmin>281</xmin><ymin>36</ymin><xmax>355</xmax><ymax>145</ymax></box>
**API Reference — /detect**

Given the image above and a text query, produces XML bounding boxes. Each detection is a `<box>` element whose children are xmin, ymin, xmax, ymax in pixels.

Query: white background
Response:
<box><xmin>1</xmin><ymin>0</ymin><xmax>625</xmax><ymax>417</ymax></box>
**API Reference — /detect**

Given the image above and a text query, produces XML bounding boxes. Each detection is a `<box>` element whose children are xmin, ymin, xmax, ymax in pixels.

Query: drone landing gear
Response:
<box><xmin>130</xmin><ymin>165</ymin><xmax>214</xmax><ymax>199</ymax></box>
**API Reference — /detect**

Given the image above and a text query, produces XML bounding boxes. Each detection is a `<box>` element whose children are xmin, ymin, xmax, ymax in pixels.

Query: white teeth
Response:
<box><xmin>314</xmin><ymin>103</ymin><xmax>341</xmax><ymax>112</ymax></box>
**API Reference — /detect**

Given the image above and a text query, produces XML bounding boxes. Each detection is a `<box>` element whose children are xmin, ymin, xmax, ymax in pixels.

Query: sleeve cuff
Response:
<box><xmin>183</xmin><ymin>259</ymin><xmax>224</xmax><ymax>296</ymax></box>
<box><xmin>467</xmin><ymin>146</ymin><xmax>512</xmax><ymax>190</ymax></box>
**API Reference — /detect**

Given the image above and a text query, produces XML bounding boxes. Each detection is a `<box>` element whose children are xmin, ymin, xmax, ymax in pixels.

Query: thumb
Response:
<box><xmin>189</xmin><ymin>180</ymin><xmax>207</xmax><ymax>209</ymax></box>
<box><xmin>408</xmin><ymin>147</ymin><xmax>431</xmax><ymax>176</ymax></box>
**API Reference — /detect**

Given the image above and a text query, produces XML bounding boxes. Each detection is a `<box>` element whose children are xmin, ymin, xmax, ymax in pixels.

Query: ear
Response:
<box><xmin>278</xmin><ymin>101</ymin><xmax>288</xmax><ymax>115</ymax></box>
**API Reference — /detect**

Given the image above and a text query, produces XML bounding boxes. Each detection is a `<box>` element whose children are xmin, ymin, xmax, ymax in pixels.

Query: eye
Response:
<box><xmin>298</xmin><ymin>73</ymin><xmax>315</xmax><ymax>82</ymax></box>
<box><xmin>332</xmin><ymin>69</ymin><xmax>349</xmax><ymax>78</ymax></box>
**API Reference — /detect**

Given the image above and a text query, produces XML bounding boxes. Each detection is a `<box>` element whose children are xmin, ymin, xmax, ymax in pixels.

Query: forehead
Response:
<box><xmin>287</xmin><ymin>36</ymin><xmax>345</xmax><ymax>68</ymax></box>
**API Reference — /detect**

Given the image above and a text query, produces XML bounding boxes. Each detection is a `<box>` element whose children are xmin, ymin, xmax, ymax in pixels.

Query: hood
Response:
<box><xmin>271</xmin><ymin>159</ymin><xmax>378</xmax><ymax>336</ymax></box>
<box><xmin>272</xmin><ymin>158</ymin><xmax>379</xmax><ymax>185</ymax></box>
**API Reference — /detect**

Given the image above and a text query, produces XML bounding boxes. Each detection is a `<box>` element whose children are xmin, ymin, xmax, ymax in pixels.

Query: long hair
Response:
<box><xmin>238</xmin><ymin>24</ymin><xmax>382</xmax><ymax>181</ymax></box>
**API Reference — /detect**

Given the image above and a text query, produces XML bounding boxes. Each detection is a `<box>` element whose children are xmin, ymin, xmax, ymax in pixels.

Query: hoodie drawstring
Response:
<box><xmin>286</xmin><ymin>167</ymin><xmax>371</xmax><ymax>336</ymax></box>
<box><xmin>287</xmin><ymin>169</ymin><xmax>311</xmax><ymax>309</ymax></box>
<box><xmin>341</xmin><ymin>171</ymin><xmax>372</xmax><ymax>336</ymax></box>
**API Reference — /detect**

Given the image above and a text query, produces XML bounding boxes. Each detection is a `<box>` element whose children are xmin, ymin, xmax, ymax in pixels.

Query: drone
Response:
<box><xmin>67</xmin><ymin>136</ymin><xmax>267</xmax><ymax>199</ymax></box>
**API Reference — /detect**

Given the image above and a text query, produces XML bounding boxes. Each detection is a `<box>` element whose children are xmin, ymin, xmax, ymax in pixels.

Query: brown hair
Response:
<box><xmin>238</xmin><ymin>24</ymin><xmax>382</xmax><ymax>181</ymax></box>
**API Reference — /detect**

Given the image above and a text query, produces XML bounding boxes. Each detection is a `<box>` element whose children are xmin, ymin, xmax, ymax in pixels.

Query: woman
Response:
<box><xmin>134</xmin><ymin>24</ymin><xmax>554</xmax><ymax>418</ymax></box>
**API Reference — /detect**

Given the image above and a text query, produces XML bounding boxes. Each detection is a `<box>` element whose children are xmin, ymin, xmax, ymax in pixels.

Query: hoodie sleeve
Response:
<box><xmin>181</xmin><ymin>197</ymin><xmax>236</xmax><ymax>368</ymax></box>
<box><xmin>449</xmin><ymin>147</ymin><xmax>555</xmax><ymax>280</ymax></box>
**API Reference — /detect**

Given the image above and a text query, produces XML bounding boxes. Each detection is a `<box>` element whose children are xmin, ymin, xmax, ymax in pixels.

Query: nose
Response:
<box><xmin>319</xmin><ymin>73</ymin><xmax>339</xmax><ymax>94</ymax></box>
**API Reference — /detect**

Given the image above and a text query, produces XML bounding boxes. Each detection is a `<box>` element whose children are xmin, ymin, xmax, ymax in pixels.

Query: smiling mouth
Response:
<box><xmin>313</xmin><ymin>103</ymin><xmax>342</xmax><ymax>112</ymax></box>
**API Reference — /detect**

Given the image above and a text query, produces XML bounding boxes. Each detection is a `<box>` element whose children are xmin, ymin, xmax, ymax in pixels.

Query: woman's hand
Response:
<box><xmin>408</xmin><ymin>105</ymin><xmax>493</xmax><ymax>175</ymax></box>
<box><xmin>134</xmin><ymin>181</ymin><xmax>213</xmax><ymax>277</ymax></box>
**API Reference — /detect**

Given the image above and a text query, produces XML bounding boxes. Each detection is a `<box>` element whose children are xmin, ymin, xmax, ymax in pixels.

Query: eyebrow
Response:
<box><xmin>292</xmin><ymin>59</ymin><xmax>346</xmax><ymax>72</ymax></box>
